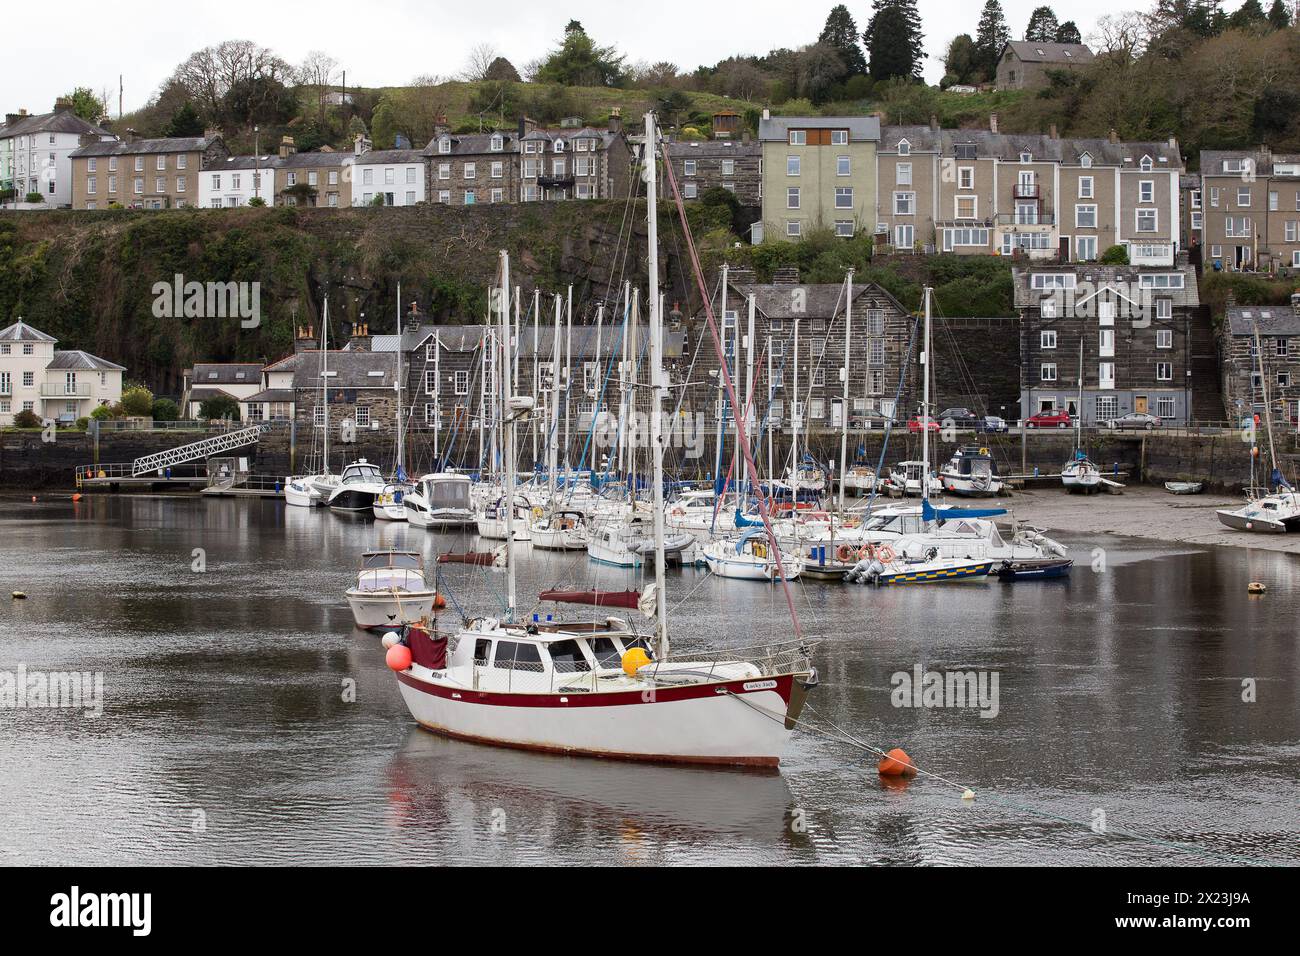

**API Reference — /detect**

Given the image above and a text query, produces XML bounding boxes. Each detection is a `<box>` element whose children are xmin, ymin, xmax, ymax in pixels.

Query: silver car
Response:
<box><xmin>1105</xmin><ymin>412</ymin><xmax>1162</xmax><ymax>430</ymax></box>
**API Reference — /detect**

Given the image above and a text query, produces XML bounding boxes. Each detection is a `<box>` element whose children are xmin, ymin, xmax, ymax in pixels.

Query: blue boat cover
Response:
<box><xmin>922</xmin><ymin>499</ymin><xmax>1006</xmax><ymax>522</ymax></box>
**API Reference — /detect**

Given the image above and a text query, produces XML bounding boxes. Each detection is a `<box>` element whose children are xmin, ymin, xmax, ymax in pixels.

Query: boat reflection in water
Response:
<box><xmin>382</xmin><ymin>729</ymin><xmax>805</xmax><ymax>861</ymax></box>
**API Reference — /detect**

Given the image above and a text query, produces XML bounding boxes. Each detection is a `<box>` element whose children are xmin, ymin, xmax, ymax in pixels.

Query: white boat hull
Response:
<box><xmin>346</xmin><ymin>590</ymin><xmax>438</xmax><ymax>630</ymax></box>
<box><xmin>531</xmin><ymin>526</ymin><xmax>589</xmax><ymax>550</ymax></box>
<box><xmin>395</xmin><ymin>670</ymin><xmax>801</xmax><ymax>766</ymax></box>
<box><xmin>284</xmin><ymin>479</ymin><xmax>320</xmax><ymax>507</ymax></box>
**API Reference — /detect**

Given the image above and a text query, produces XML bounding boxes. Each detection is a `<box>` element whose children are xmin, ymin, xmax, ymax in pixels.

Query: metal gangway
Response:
<box><xmin>131</xmin><ymin>423</ymin><xmax>270</xmax><ymax>476</ymax></box>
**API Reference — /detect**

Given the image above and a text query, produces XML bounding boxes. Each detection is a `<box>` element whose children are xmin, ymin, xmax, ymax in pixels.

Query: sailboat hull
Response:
<box><xmin>395</xmin><ymin>670</ymin><xmax>802</xmax><ymax>766</ymax></box>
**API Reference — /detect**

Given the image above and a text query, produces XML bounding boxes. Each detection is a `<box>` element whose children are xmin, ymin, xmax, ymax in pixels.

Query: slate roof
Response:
<box><xmin>244</xmin><ymin>388</ymin><xmax>295</xmax><ymax>403</ymax></box>
<box><xmin>424</xmin><ymin>132</ymin><xmax>516</xmax><ymax>157</ymax></box>
<box><xmin>880</xmin><ymin>125</ymin><xmax>1181</xmax><ymax>166</ymax></box>
<box><xmin>289</xmin><ymin>350</ymin><xmax>399</xmax><ymax>389</ymax></box>
<box><xmin>1002</xmin><ymin>41</ymin><xmax>1095</xmax><ymax>64</ymax></box>
<box><xmin>1011</xmin><ymin>265</ymin><xmax>1201</xmax><ymax>308</ymax></box>
<box><xmin>720</xmin><ymin>283</ymin><xmax>906</xmax><ymax>321</ymax></box>
<box><xmin>1225</xmin><ymin>305</ymin><xmax>1300</xmax><ymax>337</ymax></box>
<box><xmin>69</xmin><ymin>136</ymin><xmax>216</xmax><ymax>158</ymax></box>
<box><xmin>354</xmin><ymin>148</ymin><xmax>425</xmax><ymax>165</ymax></box>
<box><xmin>665</xmin><ymin>140</ymin><xmax>760</xmax><ymax>158</ymax></box>
<box><xmin>47</xmin><ymin>350</ymin><xmax>126</xmax><ymax>371</ymax></box>
<box><xmin>0</xmin><ymin>109</ymin><xmax>113</xmax><ymax>140</ymax></box>
<box><xmin>1200</xmin><ymin>150</ymin><xmax>1300</xmax><ymax>177</ymax></box>
<box><xmin>0</xmin><ymin>319</ymin><xmax>56</xmax><ymax>342</ymax></box>
<box><xmin>190</xmin><ymin>363</ymin><xmax>264</xmax><ymax>385</ymax></box>
<box><xmin>759</xmin><ymin>116</ymin><xmax>880</xmax><ymax>142</ymax></box>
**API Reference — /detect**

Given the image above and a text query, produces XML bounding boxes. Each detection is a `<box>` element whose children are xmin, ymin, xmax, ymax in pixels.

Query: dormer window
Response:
<box><xmin>1080</xmin><ymin>152</ymin><xmax>1092</xmax><ymax>168</ymax></box>
<box><xmin>1020</xmin><ymin>152</ymin><xmax>1032</xmax><ymax>163</ymax></box>
<box><xmin>490</xmin><ymin>135</ymin><xmax>503</xmax><ymax>152</ymax></box>
<box><xmin>1140</xmin><ymin>155</ymin><xmax>1153</xmax><ymax>171</ymax></box>
<box><xmin>438</xmin><ymin>136</ymin><xmax>451</xmax><ymax>154</ymax></box>
<box><xmin>554</xmin><ymin>139</ymin><xmax>565</xmax><ymax>152</ymax></box>
<box><xmin>897</xmin><ymin>139</ymin><xmax>910</xmax><ymax>155</ymax></box>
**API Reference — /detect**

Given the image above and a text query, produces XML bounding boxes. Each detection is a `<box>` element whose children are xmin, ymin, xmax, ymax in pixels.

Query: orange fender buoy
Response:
<box><xmin>386</xmin><ymin>644</ymin><xmax>412</xmax><ymax>672</ymax></box>
<box><xmin>878</xmin><ymin>747</ymin><xmax>917</xmax><ymax>777</ymax></box>
<box><xmin>433</xmin><ymin>593</ymin><xmax>448</xmax><ymax>610</ymax></box>
<box><xmin>71</xmin><ymin>493</ymin><xmax>83</xmax><ymax>502</ymax></box>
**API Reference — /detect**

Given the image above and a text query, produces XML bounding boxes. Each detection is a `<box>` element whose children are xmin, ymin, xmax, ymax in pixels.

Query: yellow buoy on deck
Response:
<box><xmin>621</xmin><ymin>647</ymin><xmax>651</xmax><ymax>676</ymax></box>
<box><xmin>12</xmin><ymin>591</ymin><xmax>27</xmax><ymax>600</ymax></box>
<box><xmin>1247</xmin><ymin>582</ymin><xmax>1266</xmax><ymax>594</ymax></box>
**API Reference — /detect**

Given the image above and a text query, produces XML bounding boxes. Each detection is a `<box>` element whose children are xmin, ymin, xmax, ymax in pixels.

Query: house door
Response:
<box><xmin>1059</xmin><ymin>236</ymin><xmax>1071</xmax><ymax>261</ymax></box>
<box><xmin>1134</xmin><ymin>395</ymin><xmax>1148</xmax><ymax>414</ymax></box>
<box><xmin>1235</xmin><ymin>246</ymin><xmax>1251</xmax><ymax>269</ymax></box>
<box><xmin>831</xmin><ymin>399</ymin><xmax>844</xmax><ymax>428</ymax></box>
<box><xmin>1066</xmin><ymin>398</ymin><xmax>1078</xmax><ymax>416</ymax></box>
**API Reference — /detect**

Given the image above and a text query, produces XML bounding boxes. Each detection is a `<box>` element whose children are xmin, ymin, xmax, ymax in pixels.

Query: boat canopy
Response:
<box><xmin>361</xmin><ymin>550</ymin><xmax>424</xmax><ymax>570</ymax></box>
<box><xmin>921</xmin><ymin>499</ymin><xmax>1007</xmax><ymax>522</ymax></box>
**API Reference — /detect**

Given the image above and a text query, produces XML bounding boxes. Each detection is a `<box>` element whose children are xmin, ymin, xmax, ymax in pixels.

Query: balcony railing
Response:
<box><xmin>1013</xmin><ymin>183</ymin><xmax>1040</xmax><ymax>199</ymax></box>
<box><xmin>538</xmin><ymin>175</ymin><xmax>575</xmax><ymax>190</ymax></box>
<box><xmin>997</xmin><ymin>212</ymin><xmax>1055</xmax><ymax>226</ymax></box>
<box><xmin>40</xmin><ymin>383</ymin><xmax>92</xmax><ymax>397</ymax></box>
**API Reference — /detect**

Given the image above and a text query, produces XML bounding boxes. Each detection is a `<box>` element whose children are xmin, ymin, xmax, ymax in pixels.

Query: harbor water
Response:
<box><xmin>1</xmin><ymin>494</ymin><xmax>1297</xmax><ymax>865</ymax></box>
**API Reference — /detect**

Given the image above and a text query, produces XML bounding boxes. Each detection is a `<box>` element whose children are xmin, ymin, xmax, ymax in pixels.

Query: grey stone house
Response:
<box><xmin>996</xmin><ymin>42</ymin><xmax>1094</xmax><ymax>92</ymax></box>
<box><xmin>1015</xmin><ymin>263</ymin><xmax>1202</xmax><ymax>425</ymax></box>
<box><xmin>1222</xmin><ymin>296</ymin><xmax>1300</xmax><ymax>428</ymax></box>
<box><xmin>664</xmin><ymin>139</ymin><xmax>761</xmax><ymax>207</ymax></box>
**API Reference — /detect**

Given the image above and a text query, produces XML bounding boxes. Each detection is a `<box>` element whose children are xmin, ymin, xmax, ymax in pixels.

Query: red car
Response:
<box><xmin>1024</xmin><ymin>409</ymin><xmax>1074</xmax><ymax>429</ymax></box>
<box><xmin>907</xmin><ymin>415</ymin><xmax>941</xmax><ymax>434</ymax></box>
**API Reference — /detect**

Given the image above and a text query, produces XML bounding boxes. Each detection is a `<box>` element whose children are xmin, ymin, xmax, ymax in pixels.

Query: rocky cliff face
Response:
<box><xmin>0</xmin><ymin>202</ymin><xmax>666</xmax><ymax>396</ymax></box>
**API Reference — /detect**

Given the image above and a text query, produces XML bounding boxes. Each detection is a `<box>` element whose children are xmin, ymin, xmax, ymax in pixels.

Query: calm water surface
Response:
<box><xmin>1</xmin><ymin>493</ymin><xmax>1297</xmax><ymax>866</ymax></box>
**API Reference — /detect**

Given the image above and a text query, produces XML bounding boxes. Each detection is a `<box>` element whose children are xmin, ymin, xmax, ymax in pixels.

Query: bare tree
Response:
<box><xmin>1090</xmin><ymin>12</ymin><xmax>1149</xmax><ymax>64</ymax></box>
<box><xmin>171</xmin><ymin>40</ymin><xmax>295</xmax><ymax>126</ymax></box>
<box><xmin>461</xmin><ymin>43</ymin><xmax>499</xmax><ymax>82</ymax></box>
<box><xmin>301</xmin><ymin>50</ymin><xmax>340</xmax><ymax>128</ymax></box>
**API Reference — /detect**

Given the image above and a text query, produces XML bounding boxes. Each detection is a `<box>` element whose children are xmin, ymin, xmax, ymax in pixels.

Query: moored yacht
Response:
<box><xmin>940</xmin><ymin>445</ymin><xmax>1003</xmax><ymax>497</ymax></box>
<box><xmin>346</xmin><ymin>550</ymin><xmax>438</xmax><ymax>631</ymax></box>
<box><xmin>326</xmin><ymin>460</ymin><xmax>386</xmax><ymax>514</ymax></box>
<box><xmin>405</xmin><ymin>473</ymin><xmax>476</xmax><ymax>529</ymax></box>
<box><xmin>1216</xmin><ymin>490</ymin><xmax>1300</xmax><ymax>534</ymax></box>
<box><xmin>530</xmin><ymin>509</ymin><xmax>590</xmax><ymax>550</ymax></box>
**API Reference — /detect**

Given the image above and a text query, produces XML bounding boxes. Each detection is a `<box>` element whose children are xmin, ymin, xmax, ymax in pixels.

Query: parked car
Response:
<box><xmin>907</xmin><ymin>415</ymin><xmax>941</xmax><ymax>434</ymax></box>
<box><xmin>1105</xmin><ymin>412</ymin><xmax>1162</xmax><ymax>430</ymax></box>
<box><xmin>1024</xmin><ymin>409</ymin><xmax>1074</xmax><ymax>429</ymax></box>
<box><xmin>937</xmin><ymin>407</ymin><xmax>978</xmax><ymax>428</ymax></box>
<box><xmin>975</xmin><ymin>415</ymin><xmax>1008</xmax><ymax>433</ymax></box>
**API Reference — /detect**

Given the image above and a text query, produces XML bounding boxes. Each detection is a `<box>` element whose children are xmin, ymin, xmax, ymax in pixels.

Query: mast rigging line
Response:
<box><xmin>659</xmin><ymin>137</ymin><xmax>802</xmax><ymax>641</ymax></box>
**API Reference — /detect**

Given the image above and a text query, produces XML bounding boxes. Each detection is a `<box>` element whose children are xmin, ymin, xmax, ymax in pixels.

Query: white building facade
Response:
<box><xmin>0</xmin><ymin>104</ymin><xmax>115</xmax><ymax>209</ymax></box>
<box><xmin>0</xmin><ymin>320</ymin><xmax>125</xmax><ymax>425</ymax></box>
<box><xmin>352</xmin><ymin>149</ymin><xmax>426</xmax><ymax>206</ymax></box>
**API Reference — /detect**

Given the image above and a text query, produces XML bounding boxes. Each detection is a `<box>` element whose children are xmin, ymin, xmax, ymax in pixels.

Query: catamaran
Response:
<box><xmin>382</xmin><ymin>116</ymin><xmax>818</xmax><ymax>767</ymax></box>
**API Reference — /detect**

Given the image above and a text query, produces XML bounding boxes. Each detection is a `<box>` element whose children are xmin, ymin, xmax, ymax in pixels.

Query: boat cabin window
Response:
<box><xmin>362</xmin><ymin>552</ymin><xmax>421</xmax><ymax>570</ymax></box>
<box><xmin>547</xmin><ymin>639</ymin><xmax>591</xmax><ymax>672</ymax></box>
<box><xmin>494</xmin><ymin>640</ymin><xmax>543</xmax><ymax>669</ymax></box>
<box><xmin>344</xmin><ymin>466</ymin><xmax>382</xmax><ymax>484</ymax></box>
<box><xmin>589</xmin><ymin>637</ymin><xmax>624</xmax><ymax>668</ymax></box>
<box><xmin>621</xmin><ymin>637</ymin><xmax>652</xmax><ymax>655</ymax></box>
<box><xmin>474</xmin><ymin>639</ymin><xmax>491</xmax><ymax>666</ymax></box>
<box><xmin>427</xmin><ymin>479</ymin><xmax>471</xmax><ymax>509</ymax></box>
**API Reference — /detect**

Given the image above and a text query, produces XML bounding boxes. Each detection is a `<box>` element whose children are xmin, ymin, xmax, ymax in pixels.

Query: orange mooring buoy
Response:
<box><xmin>71</xmin><ymin>493</ymin><xmax>83</xmax><ymax>502</ymax></box>
<box><xmin>432</xmin><ymin>593</ymin><xmax>448</xmax><ymax>610</ymax></box>
<box><xmin>878</xmin><ymin>748</ymin><xmax>917</xmax><ymax>777</ymax></box>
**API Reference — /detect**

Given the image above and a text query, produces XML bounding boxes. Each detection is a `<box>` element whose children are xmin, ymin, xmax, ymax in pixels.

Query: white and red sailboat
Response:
<box><xmin>382</xmin><ymin>114</ymin><xmax>819</xmax><ymax>766</ymax></box>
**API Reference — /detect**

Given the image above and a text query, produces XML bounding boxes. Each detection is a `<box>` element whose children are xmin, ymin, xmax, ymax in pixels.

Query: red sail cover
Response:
<box><xmin>539</xmin><ymin>589</ymin><xmax>642</xmax><ymax>610</ymax></box>
<box><xmin>437</xmin><ymin>552</ymin><xmax>497</xmax><ymax>566</ymax></box>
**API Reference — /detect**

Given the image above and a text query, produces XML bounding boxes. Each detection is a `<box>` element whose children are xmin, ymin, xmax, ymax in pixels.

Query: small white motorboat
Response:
<box><xmin>346</xmin><ymin>550</ymin><xmax>438</xmax><ymax>631</ymax></box>
<box><xmin>530</xmin><ymin>509</ymin><xmax>590</xmax><ymax>550</ymax></box>
<box><xmin>1216</xmin><ymin>491</ymin><xmax>1300</xmax><ymax>534</ymax></box>
<box><xmin>1164</xmin><ymin>481</ymin><xmax>1203</xmax><ymax>495</ymax></box>
<box><xmin>845</xmin><ymin>550</ymin><xmax>993</xmax><ymax>586</ymax></box>
<box><xmin>285</xmin><ymin>474</ymin><xmax>325</xmax><ymax>507</ymax></box>
<box><xmin>840</xmin><ymin>464</ymin><xmax>880</xmax><ymax>496</ymax></box>
<box><xmin>476</xmin><ymin>494</ymin><xmax>533</xmax><ymax>541</ymax></box>
<box><xmin>373</xmin><ymin>482</ymin><xmax>414</xmax><ymax>521</ymax></box>
<box><xmin>939</xmin><ymin>446</ymin><xmax>1003</xmax><ymax>497</ymax></box>
<box><xmin>406</xmin><ymin>473</ymin><xmax>476</xmax><ymax>529</ymax></box>
<box><xmin>703</xmin><ymin>528</ymin><xmax>801</xmax><ymax>581</ymax></box>
<box><xmin>886</xmin><ymin>460</ymin><xmax>942</xmax><ymax>497</ymax></box>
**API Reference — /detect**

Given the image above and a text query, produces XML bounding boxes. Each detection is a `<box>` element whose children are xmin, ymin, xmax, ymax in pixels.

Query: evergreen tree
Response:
<box><xmin>1054</xmin><ymin>20</ymin><xmax>1083</xmax><ymax>44</ymax></box>
<box><xmin>974</xmin><ymin>0</ymin><xmax>1011</xmax><ymax>81</ymax></box>
<box><xmin>863</xmin><ymin>0</ymin><xmax>925</xmax><ymax>81</ymax></box>
<box><xmin>534</xmin><ymin>23</ymin><xmax>626</xmax><ymax>87</ymax></box>
<box><xmin>164</xmin><ymin>101</ymin><xmax>204</xmax><ymax>137</ymax></box>
<box><xmin>819</xmin><ymin>4</ymin><xmax>868</xmax><ymax>76</ymax></box>
<box><xmin>1025</xmin><ymin>6</ymin><xmax>1060</xmax><ymax>42</ymax></box>
<box><xmin>942</xmin><ymin>34</ymin><xmax>980</xmax><ymax>86</ymax></box>
<box><xmin>1266</xmin><ymin>0</ymin><xmax>1292</xmax><ymax>28</ymax></box>
<box><xmin>1228</xmin><ymin>0</ymin><xmax>1267</xmax><ymax>29</ymax></box>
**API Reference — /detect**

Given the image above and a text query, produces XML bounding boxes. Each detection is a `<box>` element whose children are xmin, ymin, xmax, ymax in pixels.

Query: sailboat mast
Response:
<box><xmin>1251</xmin><ymin>318</ymin><xmax>1279</xmax><ymax>484</ymax></box>
<box><xmin>564</xmin><ymin>285</ymin><xmax>573</xmax><ymax>477</ymax></box>
<box><xmin>645</xmin><ymin>111</ymin><xmax>669</xmax><ymax>656</ymax></box>
<box><xmin>793</xmin><ymin>315</ymin><xmax>800</xmax><ymax>488</ymax></box>
<box><xmin>321</xmin><ymin>298</ymin><xmax>330</xmax><ymax>473</ymax></box>
<box><xmin>395</xmin><ymin>282</ymin><xmax>403</xmax><ymax>476</ymax></box>
<box><xmin>745</xmin><ymin>293</ymin><xmax>756</xmax><ymax>502</ymax></box>
<box><xmin>549</xmin><ymin>293</ymin><xmax>561</xmax><ymax>498</ymax></box>
<box><xmin>921</xmin><ymin>286</ymin><xmax>931</xmax><ymax>502</ymax></box>
<box><xmin>591</xmin><ymin>303</ymin><xmax>603</xmax><ymax>473</ymax></box>
<box><xmin>500</xmin><ymin>252</ymin><xmax>516</xmax><ymax>619</ymax></box>
<box><xmin>838</xmin><ymin>270</ymin><xmax>853</xmax><ymax>514</ymax></box>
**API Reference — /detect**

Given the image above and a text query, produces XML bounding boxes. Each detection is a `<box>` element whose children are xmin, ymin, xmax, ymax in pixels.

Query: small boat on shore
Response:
<box><xmin>346</xmin><ymin>550</ymin><xmax>438</xmax><ymax>631</ymax></box>
<box><xmin>994</xmin><ymin>557</ymin><xmax>1073</xmax><ymax>581</ymax></box>
<box><xmin>1216</xmin><ymin>491</ymin><xmax>1300</xmax><ymax>534</ymax></box>
<box><xmin>940</xmin><ymin>445</ymin><xmax>1003</xmax><ymax>497</ymax></box>
<box><xmin>1164</xmin><ymin>481</ymin><xmax>1204</xmax><ymax>495</ymax></box>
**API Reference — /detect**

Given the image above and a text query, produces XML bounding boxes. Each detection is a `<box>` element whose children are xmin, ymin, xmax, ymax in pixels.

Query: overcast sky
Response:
<box><xmin>13</xmin><ymin>0</ymin><xmax>1141</xmax><ymax>116</ymax></box>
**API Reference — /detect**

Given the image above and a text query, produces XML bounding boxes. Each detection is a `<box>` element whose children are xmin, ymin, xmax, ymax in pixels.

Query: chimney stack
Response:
<box><xmin>125</xmin><ymin>127</ymin><xmax>141</xmax><ymax>144</ymax></box>
<box><xmin>348</xmin><ymin>320</ymin><xmax>371</xmax><ymax>352</ymax></box>
<box><xmin>353</xmin><ymin>133</ymin><xmax>371</xmax><ymax>156</ymax></box>
<box><xmin>1049</xmin><ymin>123</ymin><xmax>1058</xmax><ymax>140</ymax></box>
<box><xmin>1108</xmin><ymin>128</ymin><xmax>1119</xmax><ymax>144</ymax></box>
<box><xmin>203</xmin><ymin>127</ymin><xmax>222</xmax><ymax>142</ymax></box>
<box><xmin>762</xmin><ymin>108</ymin><xmax>770</xmax><ymax>121</ymax></box>
<box><xmin>279</xmin><ymin>135</ymin><xmax>296</xmax><ymax>158</ymax></box>
<box><xmin>989</xmin><ymin>112</ymin><xmax>999</xmax><ymax>134</ymax></box>
<box><xmin>54</xmin><ymin>97</ymin><xmax>73</xmax><ymax>114</ymax></box>
<box><xmin>295</xmin><ymin>325</ymin><xmax>317</xmax><ymax>352</ymax></box>
<box><xmin>929</xmin><ymin>114</ymin><xmax>939</xmax><ymax>133</ymax></box>
<box><xmin>607</xmin><ymin>107</ymin><xmax>622</xmax><ymax>134</ymax></box>
<box><xmin>5</xmin><ymin>110</ymin><xmax>25</xmax><ymax>127</ymax></box>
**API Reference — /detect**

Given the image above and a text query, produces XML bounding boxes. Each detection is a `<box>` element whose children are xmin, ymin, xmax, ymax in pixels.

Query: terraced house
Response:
<box><xmin>1197</xmin><ymin>148</ymin><xmax>1300</xmax><ymax>273</ymax></box>
<box><xmin>875</xmin><ymin>118</ymin><xmax>1183</xmax><ymax>263</ymax></box>
<box><xmin>352</xmin><ymin>147</ymin><xmax>426</xmax><ymax>206</ymax></box>
<box><xmin>516</xmin><ymin>115</ymin><xmax>633</xmax><ymax>202</ymax></box>
<box><xmin>0</xmin><ymin>101</ymin><xmax>115</xmax><ymax>208</ymax></box>
<box><xmin>69</xmin><ymin>133</ymin><xmax>229</xmax><ymax>209</ymax></box>
<box><xmin>1015</xmin><ymin>264</ymin><xmax>1206</xmax><ymax>426</ymax></box>
<box><xmin>664</xmin><ymin>139</ymin><xmax>762</xmax><ymax>206</ymax></box>
<box><xmin>758</xmin><ymin>113</ymin><xmax>880</xmax><ymax>241</ymax></box>
<box><xmin>425</xmin><ymin>128</ymin><xmax>518</xmax><ymax>206</ymax></box>
<box><xmin>1221</xmin><ymin>295</ymin><xmax>1300</xmax><ymax>427</ymax></box>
